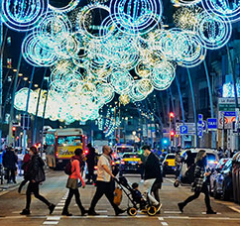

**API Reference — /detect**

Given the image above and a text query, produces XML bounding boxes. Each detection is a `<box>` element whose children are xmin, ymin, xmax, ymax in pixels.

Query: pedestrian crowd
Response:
<box><xmin>0</xmin><ymin>143</ymin><xmax>226</xmax><ymax>216</ymax></box>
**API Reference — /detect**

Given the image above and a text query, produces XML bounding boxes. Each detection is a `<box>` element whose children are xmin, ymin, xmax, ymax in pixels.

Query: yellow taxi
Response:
<box><xmin>162</xmin><ymin>153</ymin><xmax>176</xmax><ymax>175</ymax></box>
<box><xmin>116</xmin><ymin>152</ymin><xmax>141</xmax><ymax>173</ymax></box>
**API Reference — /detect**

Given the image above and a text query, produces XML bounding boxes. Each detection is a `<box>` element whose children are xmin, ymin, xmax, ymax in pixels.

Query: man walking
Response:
<box><xmin>142</xmin><ymin>145</ymin><xmax>162</xmax><ymax>210</ymax></box>
<box><xmin>3</xmin><ymin>147</ymin><xmax>18</xmax><ymax>183</ymax></box>
<box><xmin>86</xmin><ymin>143</ymin><xmax>96</xmax><ymax>184</ymax></box>
<box><xmin>88</xmin><ymin>145</ymin><xmax>125</xmax><ymax>216</ymax></box>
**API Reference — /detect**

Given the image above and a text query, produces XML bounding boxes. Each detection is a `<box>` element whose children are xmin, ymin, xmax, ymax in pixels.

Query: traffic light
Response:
<box><xmin>170</xmin><ymin>130</ymin><xmax>175</xmax><ymax>141</ymax></box>
<box><xmin>12</xmin><ymin>127</ymin><xmax>16</xmax><ymax>136</ymax></box>
<box><xmin>169</xmin><ymin>112</ymin><xmax>175</xmax><ymax>118</ymax></box>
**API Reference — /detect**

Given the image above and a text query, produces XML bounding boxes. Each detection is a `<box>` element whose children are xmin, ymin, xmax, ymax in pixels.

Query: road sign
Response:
<box><xmin>180</xmin><ymin>125</ymin><xmax>188</xmax><ymax>135</ymax></box>
<box><xmin>198</xmin><ymin>114</ymin><xmax>203</xmax><ymax>138</ymax></box>
<box><xmin>218</xmin><ymin>111</ymin><xmax>236</xmax><ymax>129</ymax></box>
<box><xmin>207</xmin><ymin>118</ymin><xmax>217</xmax><ymax>130</ymax></box>
<box><xmin>218</xmin><ymin>98</ymin><xmax>240</xmax><ymax>111</ymax></box>
<box><xmin>176</xmin><ymin>123</ymin><xmax>195</xmax><ymax>135</ymax></box>
<box><xmin>202</xmin><ymin>121</ymin><xmax>206</xmax><ymax>131</ymax></box>
<box><xmin>198</xmin><ymin>126</ymin><xmax>203</xmax><ymax>137</ymax></box>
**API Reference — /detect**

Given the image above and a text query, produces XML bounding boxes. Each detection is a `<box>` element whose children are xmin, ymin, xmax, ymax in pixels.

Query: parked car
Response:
<box><xmin>179</xmin><ymin>148</ymin><xmax>219</xmax><ymax>184</ymax></box>
<box><xmin>211</xmin><ymin>159</ymin><xmax>233</xmax><ymax>200</ymax></box>
<box><xmin>162</xmin><ymin>153</ymin><xmax>176</xmax><ymax>176</ymax></box>
<box><xmin>232</xmin><ymin>152</ymin><xmax>240</xmax><ymax>203</ymax></box>
<box><xmin>210</xmin><ymin>158</ymin><xmax>229</xmax><ymax>195</ymax></box>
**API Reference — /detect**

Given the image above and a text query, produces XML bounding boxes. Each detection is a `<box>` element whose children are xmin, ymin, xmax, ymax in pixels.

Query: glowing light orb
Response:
<box><xmin>110</xmin><ymin>0</ymin><xmax>163</xmax><ymax>34</ymax></box>
<box><xmin>1</xmin><ymin>0</ymin><xmax>48</xmax><ymax>31</ymax></box>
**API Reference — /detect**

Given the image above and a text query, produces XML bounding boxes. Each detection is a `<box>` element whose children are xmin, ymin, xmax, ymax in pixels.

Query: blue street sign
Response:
<box><xmin>207</xmin><ymin>118</ymin><xmax>217</xmax><ymax>130</ymax></box>
<box><xmin>180</xmin><ymin>125</ymin><xmax>188</xmax><ymax>135</ymax></box>
<box><xmin>198</xmin><ymin>126</ymin><xmax>203</xmax><ymax>137</ymax></box>
<box><xmin>224</xmin><ymin>111</ymin><xmax>235</xmax><ymax>116</ymax></box>
<box><xmin>202</xmin><ymin>121</ymin><xmax>206</xmax><ymax>131</ymax></box>
<box><xmin>198</xmin><ymin>114</ymin><xmax>203</xmax><ymax>137</ymax></box>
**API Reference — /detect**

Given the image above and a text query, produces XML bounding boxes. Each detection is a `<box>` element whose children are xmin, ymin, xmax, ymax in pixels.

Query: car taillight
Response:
<box><xmin>121</xmin><ymin>160</ymin><xmax>125</xmax><ymax>165</ymax></box>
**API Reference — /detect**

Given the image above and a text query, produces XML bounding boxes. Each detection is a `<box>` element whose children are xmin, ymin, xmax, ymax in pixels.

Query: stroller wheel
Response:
<box><xmin>174</xmin><ymin>181</ymin><xmax>179</xmax><ymax>187</ymax></box>
<box><xmin>147</xmin><ymin>205</ymin><xmax>157</xmax><ymax>216</ymax></box>
<box><xmin>127</xmin><ymin>207</ymin><xmax>137</xmax><ymax>216</ymax></box>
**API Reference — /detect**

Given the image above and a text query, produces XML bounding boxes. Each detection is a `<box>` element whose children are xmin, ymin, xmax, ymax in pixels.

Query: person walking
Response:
<box><xmin>88</xmin><ymin>145</ymin><xmax>125</xmax><ymax>216</ymax></box>
<box><xmin>3</xmin><ymin>147</ymin><xmax>18</xmax><ymax>183</ymax></box>
<box><xmin>62</xmin><ymin>148</ymin><xmax>87</xmax><ymax>216</ymax></box>
<box><xmin>18</xmin><ymin>150</ymin><xmax>31</xmax><ymax>193</ymax></box>
<box><xmin>20</xmin><ymin>146</ymin><xmax>55</xmax><ymax>215</ymax></box>
<box><xmin>142</xmin><ymin>145</ymin><xmax>162</xmax><ymax>209</ymax></box>
<box><xmin>86</xmin><ymin>143</ymin><xmax>96</xmax><ymax>184</ymax></box>
<box><xmin>178</xmin><ymin>150</ymin><xmax>216</xmax><ymax>214</ymax></box>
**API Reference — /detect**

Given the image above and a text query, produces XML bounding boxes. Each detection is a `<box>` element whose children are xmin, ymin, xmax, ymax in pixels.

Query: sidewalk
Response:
<box><xmin>0</xmin><ymin>170</ymin><xmax>23</xmax><ymax>193</ymax></box>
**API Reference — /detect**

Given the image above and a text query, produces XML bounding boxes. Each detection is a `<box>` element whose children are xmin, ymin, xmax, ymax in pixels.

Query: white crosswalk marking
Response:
<box><xmin>43</xmin><ymin>221</ymin><xmax>59</xmax><ymax>225</ymax></box>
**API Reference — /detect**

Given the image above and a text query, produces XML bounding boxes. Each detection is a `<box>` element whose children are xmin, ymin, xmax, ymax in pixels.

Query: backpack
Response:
<box><xmin>64</xmin><ymin>159</ymin><xmax>73</xmax><ymax>175</ymax></box>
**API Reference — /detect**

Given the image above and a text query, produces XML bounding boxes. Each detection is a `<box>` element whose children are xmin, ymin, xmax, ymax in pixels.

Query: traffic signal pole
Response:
<box><xmin>187</xmin><ymin>68</ymin><xmax>199</xmax><ymax>148</ymax></box>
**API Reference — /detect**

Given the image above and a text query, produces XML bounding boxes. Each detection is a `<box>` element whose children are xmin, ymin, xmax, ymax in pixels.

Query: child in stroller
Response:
<box><xmin>131</xmin><ymin>182</ymin><xmax>147</xmax><ymax>210</ymax></box>
<box><xmin>115</xmin><ymin>176</ymin><xmax>160</xmax><ymax>216</ymax></box>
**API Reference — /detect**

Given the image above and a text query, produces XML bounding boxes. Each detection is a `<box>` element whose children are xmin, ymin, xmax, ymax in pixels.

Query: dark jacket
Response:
<box><xmin>27</xmin><ymin>154</ymin><xmax>45</xmax><ymax>182</ymax></box>
<box><xmin>144</xmin><ymin>152</ymin><xmax>162</xmax><ymax>182</ymax></box>
<box><xmin>86</xmin><ymin>147</ymin><xmax>96</xmax><ymax>167</ymax></box>
<box><xmin>3</xmin><ymin>150</ymin><xmax>18</xmax><ymax>170</ymax></box>
<box><xmin>192</xmin><ymin>161</ymin><xmax>205</xmax><ymax>192</ymax></box>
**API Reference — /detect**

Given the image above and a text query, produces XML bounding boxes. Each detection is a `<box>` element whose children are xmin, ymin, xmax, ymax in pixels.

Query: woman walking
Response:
<box><xmin>20</xmin><ymin>146</ymin><xmax>55</xmax><ymax>215</ymax></box>
<box><xmin>18</xmin><ymin>149</ymin><xmax>31</xmax><ymax>193</ymax></box>
<box><xmin>62</xmin><ymin>148</ymin><xmax>86</xmax><ymax>216</ymax></box>
<box><xmin>178</xmin><ymin>150</ymin><xmax>216</xmax><ymax>214</ymax></box>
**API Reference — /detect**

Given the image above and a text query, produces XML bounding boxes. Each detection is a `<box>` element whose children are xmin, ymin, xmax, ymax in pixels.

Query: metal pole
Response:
<box><xmin>22</xmin><ymin>67</ymin><xmax>35</xmax><ymax>154</ymax></box>
<box><xmin>33</xmin><ymin>68</ymin><xmax>47</xmax><ymax>145</ymax></box>
<box><xmin>226</xmin><ymin>44</ymin><xmax>239</xmax><ymax>150</ymax></box>
<box><xmin>221</xmin><ymin>112</ymin><xmax>224</xmax><ymax>150</ymax></box>
<box><xmin>226</xmin><ymin>45</ymin><xmax>238</xmax><ymax>108</ymax></box>
<box><xmin>0</xmin><ymin>20</ymin><xmax>2</xmax><ymax>147</ymax></box>
<box><xmin>40</xmin><ymin>81</ymin><xmax>49</xmax><ymax>157</ymax></box>
<box><xmin>8</xmin><ymin>56</ymin><xmax>22</xmax><ymax>146</ymax></box>
<box><xmin>175</xmin><ymin>75</ymin><xmax>185</xmax><ymax>124</ymax></box>
<box><xmin>187</xmin><ymin>68</ymin><xmax>199</xmax><ymax>148</ymax></box>
<box><xmin>203</xmin><ymin>60</ymin><xmax>216</xmax><ymax>148</ymax></box>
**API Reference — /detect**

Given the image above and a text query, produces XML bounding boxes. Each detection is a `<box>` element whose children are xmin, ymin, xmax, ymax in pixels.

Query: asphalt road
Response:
<box><xmin>0</xmin><ymin>170</ymin><xmax>240</xmax><ymax>226</ymax></box>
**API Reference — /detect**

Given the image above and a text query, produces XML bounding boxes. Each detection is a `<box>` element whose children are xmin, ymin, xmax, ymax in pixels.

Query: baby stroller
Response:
<box><xmin>115</xmin><ymin>176</ymin><xmax>160</xmax><ymax>216</ymax></box>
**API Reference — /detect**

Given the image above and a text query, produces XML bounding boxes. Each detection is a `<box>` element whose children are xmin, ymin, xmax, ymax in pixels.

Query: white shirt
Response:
<box><xmin>97</xmin><ymin>154</ymin><xmax>112</xmax><ymax>182</ymax></box>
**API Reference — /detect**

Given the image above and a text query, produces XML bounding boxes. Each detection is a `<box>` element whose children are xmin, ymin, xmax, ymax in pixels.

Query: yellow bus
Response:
<box><xmin>44</xmin><ymin>128</ymin><xmax>87</xmax><ymax>169</ymax></box>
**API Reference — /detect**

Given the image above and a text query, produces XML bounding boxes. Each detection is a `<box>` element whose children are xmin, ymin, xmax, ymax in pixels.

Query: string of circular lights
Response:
<box><xmin>0</xmin><ymin>0</ymin><xmax>237</xmax><ymax>124</ymax></box>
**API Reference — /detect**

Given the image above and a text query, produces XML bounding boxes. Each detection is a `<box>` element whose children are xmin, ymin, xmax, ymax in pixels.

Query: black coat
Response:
<box><xmin>86</xmin><ymin>147</ymin><xmax>96</xmax><ymax>167</ymax></box>
<box><xmin>144</xmin><ymin>153</ymin><xmax>162</xmax><ymax>182</ymax></box>
<box><xmin>27</xmin><ymin>154</ymin><xmax>45</xmax><ymax>181</ymax></box>
<box><xmin>3</xmin><ymin>150</ymin><xmax>18</xmax><ymax>170</ymax></box>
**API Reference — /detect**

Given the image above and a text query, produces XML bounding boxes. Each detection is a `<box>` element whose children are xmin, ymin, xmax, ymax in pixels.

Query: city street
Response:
<box><xmin>0</xmin><ymin>171</ymin><xmax>240</xmax><ymax>226</ymax></box>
